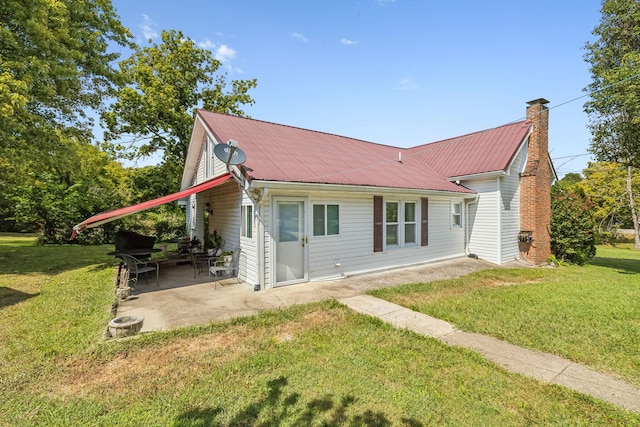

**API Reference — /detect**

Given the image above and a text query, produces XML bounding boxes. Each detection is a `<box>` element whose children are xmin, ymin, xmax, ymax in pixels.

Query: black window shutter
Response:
<box><xmin>373</xmin><ymin>196</ymin><xmax>383</xmax><ymax>252</ymax></box>
<box><xmin>421</xmin><ymin>197</ymin><xmax>429</xmax><ymax>246</ymax></box>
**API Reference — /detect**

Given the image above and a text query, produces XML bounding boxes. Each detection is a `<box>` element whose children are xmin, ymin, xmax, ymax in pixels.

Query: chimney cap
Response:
<box><xmin>526</xmin><ymin>98</ymin><xmax>550</xmax><ymax>106</ymax></box>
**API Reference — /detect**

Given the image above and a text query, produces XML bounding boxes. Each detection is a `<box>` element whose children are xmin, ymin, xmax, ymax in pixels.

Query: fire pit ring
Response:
<box><xmin>108</xmin><ymin>315</ymin><xmax>144</xmax><ymax>338</ymax></box>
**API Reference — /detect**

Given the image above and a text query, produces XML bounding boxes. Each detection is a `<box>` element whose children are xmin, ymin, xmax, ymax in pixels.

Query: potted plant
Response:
<box><xmin>189</xmin><ymin>236</ymin><xmax>201</xmax><ymax>252</ymax></box>
<box><xmin>220</xmin><ymin>250</ymin><xmax>234</xmax><ymax>266</ymax></box>
<box><xmin>207</xmin><ymin>230</ymin><xmax>224</xmax><ymax>255</ymax></box>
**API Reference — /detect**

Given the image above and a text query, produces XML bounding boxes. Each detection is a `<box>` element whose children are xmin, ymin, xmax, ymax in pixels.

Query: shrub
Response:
<box><xmin>550</xmin><ymin>183</ymin><xmax>597</xmax><ymax>264</ymax></box>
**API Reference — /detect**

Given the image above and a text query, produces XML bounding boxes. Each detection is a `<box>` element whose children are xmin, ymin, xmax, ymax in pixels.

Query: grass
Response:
<box><xmin>1</xmin><ymin>234</ymin><xmax>639</xmax><ymax>425</ymax></box>
<box><xmin>371</xmin><ymin>243</ymin><xmax>640</xmax><ymax>389</ymax></box>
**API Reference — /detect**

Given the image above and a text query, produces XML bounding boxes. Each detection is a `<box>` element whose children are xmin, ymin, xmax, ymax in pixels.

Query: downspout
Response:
<box><xmin>465</xmin><ymin>196</ymin><xmax>479</xmax><ymax>257</ymax></box>
<box><xmin>253</xmin><ymin>188</ymin><xmax>269</xmax><ymax>290</ymax></box>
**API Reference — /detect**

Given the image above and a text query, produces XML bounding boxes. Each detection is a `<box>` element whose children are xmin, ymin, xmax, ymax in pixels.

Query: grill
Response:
<box><xmin>115</xmin><ymin>230</ymin><xmax>156</xmax><ymax>253</ymax></box>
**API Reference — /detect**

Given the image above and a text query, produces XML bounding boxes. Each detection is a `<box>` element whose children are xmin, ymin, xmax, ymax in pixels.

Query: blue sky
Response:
<box><xmin>110</xmin><ymin>0</ymin><xmax>603</xmax><ymax>177</ymax></box>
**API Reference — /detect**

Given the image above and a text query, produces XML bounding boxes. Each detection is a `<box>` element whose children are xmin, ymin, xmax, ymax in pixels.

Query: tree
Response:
<box><xmin>102</xmin><ymin>29</ymin><xmax>258</xmax><ymax>173</ymax></box>
<box><xmin>584</xmin><ymin>0</ymin><xmax>640</xmax><ymax>248</ymax></box>
<box><xmin>550</xmin><ymin>181</ymin><xmax>597</xmax><ymax>264</ymax></box>
<box><xmin>560</xmin><ymin>172</ymin><xmax>583</xmax><ymax>185</ymax></box>
<box><xmin>581</xmin><ymin>162</ymin><xmax>640</xmax><ymax>233</ymax></box>
<box><xmin>9</xmin><ymin>136</ymin><xmax>130</xmax><ymax>243</ymax></box>
<box><xmin>0</xmin><ymin>0</ymin><xmax>132</xmax><ymax>233</ymax></box>
<box><xmin>0</xmin><ymin>0</ymin><xmax>131</xmax><ymax>145</ymax></box>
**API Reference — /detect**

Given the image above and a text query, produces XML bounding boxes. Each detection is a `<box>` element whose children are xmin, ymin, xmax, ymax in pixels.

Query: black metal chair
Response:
<box><xmin>192</xmin><ymin>248</ymin><xmax>222</xmax><ymax>278</ymax></box>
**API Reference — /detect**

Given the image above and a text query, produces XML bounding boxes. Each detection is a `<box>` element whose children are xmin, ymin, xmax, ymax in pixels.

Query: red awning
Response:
<box><xmin>71</xmin><ymin>173</ymin><xmax>233</xmax><ymax>238</ymax></box>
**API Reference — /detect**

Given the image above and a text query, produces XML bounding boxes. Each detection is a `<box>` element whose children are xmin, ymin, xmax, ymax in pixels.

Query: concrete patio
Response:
<box><xmin>116</xmin><ymin>256</ymin><xmax>496</xmax><ymax>332</ymax></box>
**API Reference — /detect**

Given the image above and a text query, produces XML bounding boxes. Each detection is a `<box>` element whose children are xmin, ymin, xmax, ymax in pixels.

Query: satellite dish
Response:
<box><xmin>214</xmin><ymin>141</ymin><xmax>247</xmax><ymax>166</ymax></box>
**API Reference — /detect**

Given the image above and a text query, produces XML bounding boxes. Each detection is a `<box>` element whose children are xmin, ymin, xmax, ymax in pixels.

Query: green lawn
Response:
<box><xmin>371</xmin><ymin>244</ymin><xmax>640</xmax><ymax>390</ymax></box>
<box><xmin>1</xmin><ymin>234</ymin><xmax>639</xmax><ymax>425</ymax></box>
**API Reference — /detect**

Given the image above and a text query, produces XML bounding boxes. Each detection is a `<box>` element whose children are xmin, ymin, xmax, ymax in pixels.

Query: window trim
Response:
<box><xmin>404</xmin><ymin>201</ymin><xmax>417</xmax><ymax>245</ymax></box>
<box><xmin>241</xmin><ymin>204</ymin><xmax>253</xmax><ymax>239</ymax></box>
<box><xmin>451</xmin><ymin>201</ymin><xmax>463</xmax><ymax>228</ymax></box>
<box><xmin>385</xmin><ymin>200</ymin><xmax>399</xmax><ymax>247</ymax></box>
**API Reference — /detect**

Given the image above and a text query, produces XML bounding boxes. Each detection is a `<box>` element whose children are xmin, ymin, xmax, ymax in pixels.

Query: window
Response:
<box><xmin>385</xmin><ymin>202</ymin><xmax>399</xmax><ymax>245</ymax></box>
<box><xmin>241</xmin><ymin>205</ymin><xmax>253</xmax><ymax>238</ymax></box>
<box><xmin>452</xmin><ymin>202</ymin><xmax>462</xmax><ymax>227</ymax></box>
<box><xmin>404</xmin><ymin>202</ymin><xmax>416</xmax><ymax>244</ymax></box>
<box><xmin>374</xmin><ymin>197</ymin><xmax>428</xmax><ymax>252</ymax></box>
<box><xmin>385</xmin><ymin>200</ymin><xmax>418</xmax><ymax>248</ymax></box>
<box><xmin>313</xmin><ymin>204</ymin><xmax>339</xmax><ymax>236</ymax></box>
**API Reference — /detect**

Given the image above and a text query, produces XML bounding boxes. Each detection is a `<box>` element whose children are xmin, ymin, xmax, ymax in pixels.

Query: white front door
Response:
<box><xmin>275</xmin><ymin>199</ymin><xmax>307</xmax><ymax>286</ymax></box>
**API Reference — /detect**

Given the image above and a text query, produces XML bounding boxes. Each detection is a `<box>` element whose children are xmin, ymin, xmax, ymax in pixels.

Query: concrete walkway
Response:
<box><xmin>118</xmin><ymin>257</ymin><xmax>640</xmax><ymax>414</ymax></box>
<box><xmin>340</xmin><ymin>295</ymin><xmax>640</xmax><ymax>414</ymax></box>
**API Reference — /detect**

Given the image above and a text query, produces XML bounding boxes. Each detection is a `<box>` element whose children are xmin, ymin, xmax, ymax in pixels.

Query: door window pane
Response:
<box><xmin>279</xmin><ymin>204</ymin><xmax>299</xmax><ymax>242</ymax></box>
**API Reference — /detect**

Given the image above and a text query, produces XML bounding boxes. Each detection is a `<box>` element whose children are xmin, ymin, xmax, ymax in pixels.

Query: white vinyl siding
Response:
<box><xmin>263</xmin><ymin>188</ymin><xmax>465</xmax><ymax>286</ymax></box>
<box><xmin>465</xmin><ymin>179</ymin><xmax>500</xmax><ymax>264</ymax></box>
<box><xmin>465</xmin><ymin>144</ymin><xmax>527</xmax><ymax>265</ymax></box>
<box><xmin>501</xmin><ymin>147</ymin><xmax>526</xmax><ymax>263</ymax></box>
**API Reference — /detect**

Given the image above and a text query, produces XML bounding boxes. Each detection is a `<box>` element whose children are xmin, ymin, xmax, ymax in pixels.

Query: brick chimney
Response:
<box><xmin>519</xmin><ymin>98</ymin><xmax>552</xmax><ymax>264</ymax></box>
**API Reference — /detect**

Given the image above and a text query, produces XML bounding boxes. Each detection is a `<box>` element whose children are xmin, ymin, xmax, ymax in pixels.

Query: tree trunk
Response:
<box><xmin>627</xmin><ymin>166</ymin><xmax>640</xmax><ymax>249</ymax></box>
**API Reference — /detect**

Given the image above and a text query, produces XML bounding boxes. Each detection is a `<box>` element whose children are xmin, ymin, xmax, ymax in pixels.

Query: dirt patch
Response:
<box><xmin>484</xmin><ymin>279</ymin><xmax>542</xmax><ymax>288</ymax></box>
<box><xmin>55</xmin><ymin>308</ymin><xmax>342</xmax><ymax>398</ymax></box>
<box><xmin>55</xmin><ymin>325</ymin><xmax>270</xmax><ymax>398</ymax></box>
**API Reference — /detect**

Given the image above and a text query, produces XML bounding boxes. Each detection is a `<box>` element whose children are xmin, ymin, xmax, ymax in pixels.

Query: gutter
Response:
<box><xmin>250</xmin><ymin>180</ymin><xmax>475</xmax><ymax>197</ymax></box>
<box><xmin>447</xmin><ymin>170</ymin><xmax>506</xmax><ymax>182</ymax></box>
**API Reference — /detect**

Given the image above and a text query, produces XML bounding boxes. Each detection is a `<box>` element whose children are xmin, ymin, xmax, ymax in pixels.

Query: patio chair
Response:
<box><xmin>121</xmin><ymin>254</ymin><xmax>159</xmax><ymax>287</ymax></box>
<box><xmin>209</xmin><ymin>247</ymin><xmax>241</xmax><ymax>280</ymax></box>
<box><xmin>177</xmin><ymin>237</ymin><xmax>190</xmax><ymax>256</ymax></box>
<box><xmin>192</xmin><ymin>248</ymin><xmax>222</xmax><ymax>278</ymax></box>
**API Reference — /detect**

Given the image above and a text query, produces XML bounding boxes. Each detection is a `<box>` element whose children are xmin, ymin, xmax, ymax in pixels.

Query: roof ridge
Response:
<box><xmin>196</xmin><ymin>109</ymin><xmax>407</xmax><ymax>151</ymax></box>
<box><xmin>408</xmin><ymin>119</ymin><xmax>529</xmax><ymax>151</ymax></box>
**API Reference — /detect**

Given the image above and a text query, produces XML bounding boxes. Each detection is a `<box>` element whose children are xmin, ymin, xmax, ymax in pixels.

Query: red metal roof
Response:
<box><xmin>407</xmin><ymin>121</ymin><xmax>532</xmax><ymax>178</ymax></box>
<box><xmin>197</xmin><ymin>111</ymin><xmax>531</xmax><ymax>193</ymax></box>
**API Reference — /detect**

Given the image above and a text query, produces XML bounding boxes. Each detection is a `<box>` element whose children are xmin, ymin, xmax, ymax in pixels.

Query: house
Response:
<box><xmin>181</xmin><ymin>98</ymin><xmax>555</xmax><ymax>289</ymax></box>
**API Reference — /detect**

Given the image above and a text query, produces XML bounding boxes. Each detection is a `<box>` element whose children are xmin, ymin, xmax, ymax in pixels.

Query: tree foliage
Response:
<box><xmin>584</xmin><ymin>0</ymin><xmax>640</xmax><ymax>248</ymax></box>
<box><xmin>102</xmin><ymin>29</ymin><xmax>257</xmax><ymax>171</ymax></box>
<box><xmin>0</xmin><ymin>0</ymin><xmax>131</xmax><ymax>145</ymax></box>
<box><xmin>0</xmin><ymin>0</ymin><xmax>133</xmax><ymax>238</ymax></box>
<box><xmin>581</xmin><ymin>162</ymin><xmax>639</xmax><ymax>231</ymax></box>
<box><xmin>584</xmin><ymin>0</ymin><xmax>640</xmax><ymax>168</ymax></box>
<box><xmin>9</xmin><ymin>137</ymin><xmax>130</xmax><ymax>243</ymax></box>
<box><xmin>550</xmin><ymin>180</ymin><xmax>597</xmax><ymax>264</ymax></box>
